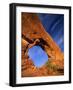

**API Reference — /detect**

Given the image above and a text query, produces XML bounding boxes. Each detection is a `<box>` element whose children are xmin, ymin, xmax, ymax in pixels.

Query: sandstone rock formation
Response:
<box><xmin>21</xmin><ymin>13</ymin><xmax>64</xmax><ymax>77</ymax></box>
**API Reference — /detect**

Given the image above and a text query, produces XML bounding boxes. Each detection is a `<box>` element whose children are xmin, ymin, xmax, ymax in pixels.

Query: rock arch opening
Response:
<box><xmin>28</xmin><ymin>45</ymin><xmax>48</xmax><ymax>67</ymax></box>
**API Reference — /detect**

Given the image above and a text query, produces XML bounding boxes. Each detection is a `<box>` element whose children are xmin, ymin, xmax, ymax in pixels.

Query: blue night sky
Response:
<box><xmin>28</xmin><ymin>13</ymin><xmax>64</xmax><ymax>67</ymax></box>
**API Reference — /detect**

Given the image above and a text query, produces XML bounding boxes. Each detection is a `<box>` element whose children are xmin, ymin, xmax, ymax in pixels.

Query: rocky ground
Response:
<box><xmin>21</xmin><ymin>58</ymin><xmax>64</xmax><ymax>77</ymax></box>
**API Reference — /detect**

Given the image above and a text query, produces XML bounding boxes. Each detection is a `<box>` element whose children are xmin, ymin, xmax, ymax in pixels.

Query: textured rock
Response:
<box><xmin>21</xmin><ymin>13</ymin><xmax>64</xmax><ymax>77</ymax></box>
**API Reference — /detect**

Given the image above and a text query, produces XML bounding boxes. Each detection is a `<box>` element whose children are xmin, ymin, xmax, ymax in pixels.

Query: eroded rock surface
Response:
<box><xmin>21</xmin><ymin>13</ymin><xmax>64</xmax><ymax>77</ymax></box>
